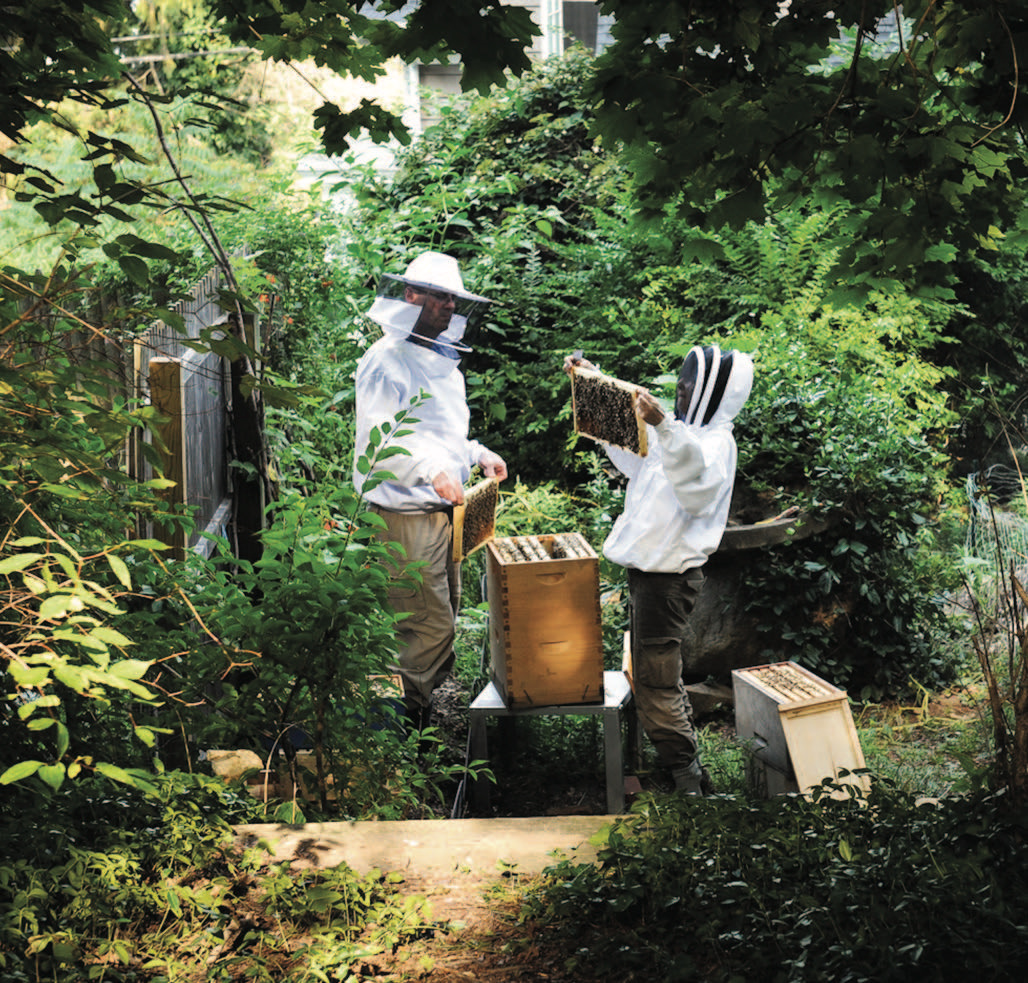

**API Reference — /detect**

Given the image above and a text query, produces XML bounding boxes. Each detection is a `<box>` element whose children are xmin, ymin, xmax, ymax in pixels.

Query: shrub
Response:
<box><xmin>522</xmin><ymin>784</ymin><xmax>1028</xmax><ymax>982</ymax></box>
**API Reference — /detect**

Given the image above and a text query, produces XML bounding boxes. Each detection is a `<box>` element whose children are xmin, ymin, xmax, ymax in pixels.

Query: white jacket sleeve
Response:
<box><xmin>467</xmin><ymin>439</ymin><xmax>490</xmax><ymax>469</ymax></box>
<box><xmin>654</xmin><ymin>418</ymin><xmax>730</xmax><ymax>517</ymax></box>
<box><xmin>605</xmin><ymin>442</ymin><xmax>645</xmax><ymax>480</ymax></box>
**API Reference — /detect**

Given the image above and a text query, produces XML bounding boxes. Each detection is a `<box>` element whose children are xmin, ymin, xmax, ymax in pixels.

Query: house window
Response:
<box><xmin>418</xmin><ymin>63</ymin><xmax>463</xmax><ymax>130</ymax></box>
<box><xmin>563</xmin><ymin>1</ymin><xmax>598</xmax><ymax>52</ymax></box>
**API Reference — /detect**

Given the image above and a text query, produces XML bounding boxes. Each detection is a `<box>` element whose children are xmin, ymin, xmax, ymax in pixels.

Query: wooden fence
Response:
<box><xmin>19</xmin><ymin>263</ymin><xmax>266</xmax><ymax>560</ymax></box>
<box><xmin>133</xmin><ymin>267</ymin><xmax>233</xmax><ymax>558</ymax></box>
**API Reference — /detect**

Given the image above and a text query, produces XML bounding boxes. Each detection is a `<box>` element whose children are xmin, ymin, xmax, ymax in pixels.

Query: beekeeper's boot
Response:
<box><xmin>672</xmin><ymin>758</ymin><xmax>704</xmax><ymax>796</ymax></box>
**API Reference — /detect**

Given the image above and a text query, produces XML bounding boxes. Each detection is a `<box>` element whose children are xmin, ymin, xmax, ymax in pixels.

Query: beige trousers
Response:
<box><xmin>372</xmin><ymin>506</ymin><xmax>460</xmax><ymax>709</ymax></box>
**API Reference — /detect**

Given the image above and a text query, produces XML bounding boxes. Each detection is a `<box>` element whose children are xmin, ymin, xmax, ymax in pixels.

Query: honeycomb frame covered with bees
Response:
<box><xmin>571</xmin><ymin>366</ymin><xmax>648</xmax><ymax>456</ymax></box>
<box><xmin>452</xmin><ymin>476</ymin><xmax>498</xmax><ymax>562</ymax></box>
<box><xmin>486</xmin><ymin>533</ymin><xmax>604</xmax><ymax>708</ymax></box>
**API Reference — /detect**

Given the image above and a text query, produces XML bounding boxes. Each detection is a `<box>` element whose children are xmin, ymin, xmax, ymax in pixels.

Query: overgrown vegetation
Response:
<box><xmin>521</xmin><ymin>781</ymin><xmax>1028</xmax><ymax>982</ymax></box>
<box><xmin>0</xmin><ymin>771</ymin><xmax>453</xmax><ymax>980</ymax></box>
<box><xmin>5</xmin><ymin>2</ymin><xmax>1028</xmax><ymax>979</ymax></box>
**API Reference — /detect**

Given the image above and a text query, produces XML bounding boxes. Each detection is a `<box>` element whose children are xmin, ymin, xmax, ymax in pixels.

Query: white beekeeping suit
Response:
<box><xmin>353</xmin><ymin>251</ymin><xmax>507</xmax><ymax>726</ymax></box>
<box><xmin>354</xmin><ymin>251</ymin><xmax>497</xmax><ymax>512</ymax></box>
<box><xmin>603</xmin><ymin>345</ymin><xmax>754</xmax><ymax>573</ymax></box>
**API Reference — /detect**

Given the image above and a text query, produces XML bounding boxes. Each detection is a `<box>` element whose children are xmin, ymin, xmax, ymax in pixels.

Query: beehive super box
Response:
<box><xmin>486</xmin><ymin>533</ymin><xmax>604</xmax><ymax>708</ymax></box>
<box><xmin>732</xmin><ymin>661</ymin><xmax>868</xmax><ymax>799</ymax></box>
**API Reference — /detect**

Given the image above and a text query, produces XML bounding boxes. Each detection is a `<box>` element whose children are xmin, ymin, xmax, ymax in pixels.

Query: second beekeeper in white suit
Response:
<box><xmin>355</xmin><ymin>251</ymin><xmax>508</xmax><ymax>731</ymax></box>
<box><xmin>566</xmin><ymin>345</ymin><xmax>754</xmax><ymax>793</ymax></box>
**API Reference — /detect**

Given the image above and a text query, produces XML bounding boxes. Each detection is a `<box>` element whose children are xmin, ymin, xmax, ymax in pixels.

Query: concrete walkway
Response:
<box><xmin>233</xmin><ymin>816</ymin><xmax>618</xmax><ymax>880</ymax></box>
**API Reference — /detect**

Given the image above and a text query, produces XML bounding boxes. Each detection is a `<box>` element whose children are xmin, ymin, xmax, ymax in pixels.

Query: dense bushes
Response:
<box><xmin>322</xmin><ymin>53</ymin><xmax>977</xmax><ymax>695</ymax></box>
<box><xmin>523</xmin><ymin>783</ymin><xmax>1028</xmax><ymax>981</ymax></box>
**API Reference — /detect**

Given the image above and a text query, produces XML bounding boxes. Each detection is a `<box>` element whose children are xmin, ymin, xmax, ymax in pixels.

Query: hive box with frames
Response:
<box><xmin>732</xmin><ymin>661</ymin><xmax>869</xmax><ymax>800</ymax></box>
<box><xmin>485</xmin><ymin>533</ymin><xmax>604</xmax><ymax>708</ymax></box>
<box><xmin>570</xmin><ymin>365</ymin><xmax>648</xmax><ymax>456</ymax></box>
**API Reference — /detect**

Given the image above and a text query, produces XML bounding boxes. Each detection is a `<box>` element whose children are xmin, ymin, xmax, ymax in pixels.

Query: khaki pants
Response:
<box><xmin>372</xmin><ymin>506</ymin><xmax>460</xmax><ymax>709</ymax></box>
<box><xmin>628</xmin><ymin>568</ymin><xmax>705</xmax><ymax>771</ymax></box>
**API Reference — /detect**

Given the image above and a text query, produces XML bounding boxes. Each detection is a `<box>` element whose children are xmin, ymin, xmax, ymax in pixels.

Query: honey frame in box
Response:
<box><xmin>485</xmin><ymin>532</ymin><xmax>604</xmax><ymax>708</ymax></box>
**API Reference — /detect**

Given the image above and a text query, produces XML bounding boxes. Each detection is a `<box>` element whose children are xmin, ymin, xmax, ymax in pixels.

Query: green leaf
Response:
<box><xmin>9</xmin><ymin>663</ymin><xmax>49</xmax><ymax>687</ymax></box>
<box><xmin>135</xmin><ymin>726</ymin><xmax>157</xmax><ymax>748</ymax></box>
<box><xmin>53</xmin><ymin>664</ymin><xmax>88</xmax><ymax>691</ymax></box>
<box><xmin>55</xmin><ymin>721</ymin><xmax>70</xmax><ymax>759</ymax></box>
<box><xmin>106</xmin><ymin>553</ymin><xmax>132</xmax><ymax>589</ymax></box>
<box><xmin>39</xmin><ymin>594</ymin><xmax>85</xmax><ymax>620</ymax></box>
<box><xmin>108</xmin><ymin>659</ymin><xmax>151</xmax><ymax>680</ymax></box>
<box><xmin>90</xmin><ymin>627</ymin><xmax>135</xmax><ymax>648</ymax></box>
<box><xmin>0</xmin><ymin>760</ymin><xmax>44</xmax><ymax>784</ymax></box>
<box><xmin>118</xmin><ymin>254</ymin><xmax>150</xmax><ymax>285</ymax></box>
<box><xmin>0</xmin><ymin>553</ymin><xmax>44</xmax><ymax>575</ymax></box>
<box><xmin>95</xmin><ymin>762</ymin><xmax>136</xmax><ymax>787</ymax></box>
<box><xmin>38</xmin><ymin>763</ymin><xmax>66</xmax><ymax>791</ymax></box>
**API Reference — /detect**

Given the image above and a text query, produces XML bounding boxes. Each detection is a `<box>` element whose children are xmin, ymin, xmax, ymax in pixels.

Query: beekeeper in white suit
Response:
<box><xmin>355</xmin><ymin>252</ymin><xmax>507</xmax><ymax>731</ymax></box>
<box><xmin>565</xmin><ymin>345</ymin><xmax>754</xmax><ymax>794</ymax></box>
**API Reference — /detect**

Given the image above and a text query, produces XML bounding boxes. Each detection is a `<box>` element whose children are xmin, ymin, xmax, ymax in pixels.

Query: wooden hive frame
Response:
<box><xmin>452</xmin><ymin>476</ymin><xmax>499</xmax><ymax>562</ymax></box>
<box><xmin>571</xmin><ymin>365</ymin><xmax>648</xmax><ymax>456</ymax></box>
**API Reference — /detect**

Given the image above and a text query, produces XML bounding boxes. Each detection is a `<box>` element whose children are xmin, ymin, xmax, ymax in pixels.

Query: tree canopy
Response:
<box><xmin>590</xmin><ymin>0</ymin><xmax>1028</xmax><ymax>295</ymax></box>
<box><xmin>5</xmin><ymin>2</ymin><xmax>1028</xmax><ymax>297</ymax></box>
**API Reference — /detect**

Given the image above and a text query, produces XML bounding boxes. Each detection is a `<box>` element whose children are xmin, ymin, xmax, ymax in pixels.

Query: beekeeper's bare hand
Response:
<box><xmin>563</xmin><ymin>353</ymin><xmax>597</xmax><ymax>375</ymax></box>
<box><xmin>635</xmin><ymin>389</ymin><xmax>666</xmax><ymax>426</ymax></box>
<box><xmin>479</xmin><ymin>451</ymin><xmax>508</xmax><ymax>482</ymax></box>
<box><xmin>432</xmin><ymin>470</ymin><xmax>465</xmax><ymax>504</ymax></box>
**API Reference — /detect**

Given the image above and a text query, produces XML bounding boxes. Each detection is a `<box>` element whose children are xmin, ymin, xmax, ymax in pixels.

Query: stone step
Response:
<box><xmin>233</xmin><ymin>816</ymin><xmax>615</xmax><ymax>882</ymax></box>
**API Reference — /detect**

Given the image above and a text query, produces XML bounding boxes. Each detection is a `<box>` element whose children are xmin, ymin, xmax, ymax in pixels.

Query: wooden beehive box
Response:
<box><xmin>571</xmin><ymin>365</ymin><xmax>648</xmax><ymax>456</ymax></box>
<box><xmin>486</xmin><ymin>533</ymin><xmax>604</xmax><ymax>708</ymax></box>
<box><xmin>732</xmin><ymin>661</ymin><xmax>869</xmax><ymax>799</ymax></box>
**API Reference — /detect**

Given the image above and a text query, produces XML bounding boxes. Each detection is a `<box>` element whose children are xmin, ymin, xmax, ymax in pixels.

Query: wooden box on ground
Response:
<box><xmin>486</xmin><ymin>533</ymin><xmax>604</xmax><ymax>708</ymax></box>
<box><xmin>732</xmin><ymin>661</ymin><xmax>869</xmax><ymax>799</ymax></box>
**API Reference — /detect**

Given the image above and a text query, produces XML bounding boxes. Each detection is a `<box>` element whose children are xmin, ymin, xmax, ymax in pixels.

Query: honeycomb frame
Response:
<box><xmin>571</xmin><ymin>366</ymin><xmax>648</xmax><ymax>456</ymax></box>
<box><xmin>452</xmin><ymin>476</ymin><xmax>498</xmax><ymax>562</ymax></box>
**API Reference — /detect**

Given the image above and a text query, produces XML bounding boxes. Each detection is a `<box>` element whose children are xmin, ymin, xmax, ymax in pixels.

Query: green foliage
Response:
<box><xmin>338</xmin><ymin>51</ymin><xmax>654</xmax><ymax>483</ymax></box>
<box><xmin>0</xmin><ymin>269</ymin><xmax>194</xmax><ymax>793</ymax></box>
<box><xmin>0</xmin><ymin>768</ymin><xmax>445</xmax><ymax>981</ymax></box>
<box><xmin>607</xmin><ymin>213</ymin><xmax>963</xmax><ymax>695</ymax></box>
<box><xmin>726</xmin><ymin>298</ymin><xmax>962</xmax><ymax>695</ymax></box>
<box><xmin>590</xmin><ymin>0</ymin><xmax>1028</xmax><ymax>293</ymax></box>
<box><xmin>523</xmin><ymin>784</ymin><xmax>1028</xmax><ymax>982</ymax></box>
<box><xmin>123</xmin><ymin>402</ymin><xmax>478</xmax><ymax>820</ymax></box>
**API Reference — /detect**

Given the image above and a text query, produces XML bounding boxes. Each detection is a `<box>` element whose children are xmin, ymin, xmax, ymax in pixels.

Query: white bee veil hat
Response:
<box><xmin>366</xmin><ymin>251</ymin><xmax>494</xmax><ymax>355</ymax></box>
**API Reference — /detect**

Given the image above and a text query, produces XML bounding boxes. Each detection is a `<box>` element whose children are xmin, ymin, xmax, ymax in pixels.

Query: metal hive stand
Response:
<box><xmin>468</xmin><ymin>670</ymin><xmax>637</xmax><ymax>815</ymax></box>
